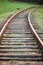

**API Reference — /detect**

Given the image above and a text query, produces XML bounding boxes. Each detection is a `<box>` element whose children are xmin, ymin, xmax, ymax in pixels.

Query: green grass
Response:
<box><xmin>0</xmin><ymin>0</ymin><xmax>36</xmax><ymax>23</ymax></box>
<box><xmin>33</xmin><ymin>7</ymin><xmax>43</xmax><ymax>28</ymax></box>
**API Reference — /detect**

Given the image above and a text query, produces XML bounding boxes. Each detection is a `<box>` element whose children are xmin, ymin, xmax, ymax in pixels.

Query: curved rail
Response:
<box><xmin>0</xmin><ymin>6</ymin><xmax>43</xmax><ymax>49</ymax></box>
<box><xmin>28</xmin><ymin>8</ymin><xmax>43</xmax><ymax>49</ymax></box>
<box><xmin>0</xmin><ymin>7</ymin><xmax>36</xmax><ymax>39</ymax></box>
<box><xmin>0</xmin><ymin>6</ymin><xmax>43</xmax><ymax>62</ymax></box>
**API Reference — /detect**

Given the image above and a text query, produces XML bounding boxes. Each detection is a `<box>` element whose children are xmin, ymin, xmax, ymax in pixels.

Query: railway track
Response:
<box><xmin>0</xmin><ymin>7</ymin><xmax>43</xmax><ymax>65</ymax></box>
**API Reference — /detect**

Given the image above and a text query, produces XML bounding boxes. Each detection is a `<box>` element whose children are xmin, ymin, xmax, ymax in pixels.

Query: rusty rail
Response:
<box><xmin>28</xmin><ymin>8</ymin><xmax>43</xmax><ymax>49</ymax></box>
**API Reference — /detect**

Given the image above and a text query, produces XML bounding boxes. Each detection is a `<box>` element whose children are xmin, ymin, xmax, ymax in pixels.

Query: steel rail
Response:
<box><xmin>28</xmin><ymin>8</ymin><xmax>43</xmax><ymax>49</ymax></box>
<box><xmin>0</xmin><ymin>6</ymin><xmax>43</xmax><ymax>49</ymax></box>
<box><xmin>0</xmin><ymin>6</ymin><xmax>43</xmax><ymax>62</ymax></box>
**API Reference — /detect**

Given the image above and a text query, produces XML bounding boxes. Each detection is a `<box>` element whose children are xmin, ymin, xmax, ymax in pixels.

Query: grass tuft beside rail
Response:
<box><xmin>33</xmin><ymin>7</ymin><xmax>43</xmax><ymax>28</ymax></box>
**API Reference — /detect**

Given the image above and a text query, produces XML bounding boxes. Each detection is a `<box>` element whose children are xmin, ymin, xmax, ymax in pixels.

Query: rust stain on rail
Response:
<box><xmin>28</xmin><ymin>8</ymin><xmax>43</xmax><ymax>49</ymax></box>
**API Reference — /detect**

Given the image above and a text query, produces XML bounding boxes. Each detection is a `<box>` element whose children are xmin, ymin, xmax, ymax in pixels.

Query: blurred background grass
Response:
<box><xmin>0</xmin><ymin>0</ymin><xmax>35</xmax><ymax>23</ymax></box>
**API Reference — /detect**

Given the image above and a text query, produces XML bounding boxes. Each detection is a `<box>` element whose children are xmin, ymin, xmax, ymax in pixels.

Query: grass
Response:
<box><xmin>0</xmin><ymin>1</ymin><xmax>43</xmax><ymax>28</ymax></box>
<box><xmin>33</xmin><ymin>7</ymin><xmax>43</xmax><ymax>28</ymax></box>
<box><xmin>0</xmin><ymin>0</ymin><xmax>36</xmax><ymax>23</ymax></box>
